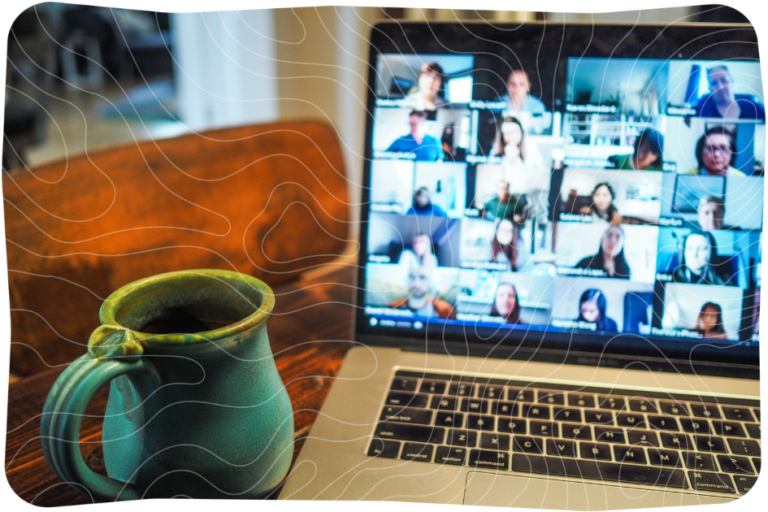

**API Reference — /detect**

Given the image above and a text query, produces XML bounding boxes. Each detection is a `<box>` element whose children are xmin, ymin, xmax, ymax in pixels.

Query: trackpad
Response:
<box><xmin>463</xmin><ymin>471</ymin><xmax>733</xmax><ymax>510</ymax></box>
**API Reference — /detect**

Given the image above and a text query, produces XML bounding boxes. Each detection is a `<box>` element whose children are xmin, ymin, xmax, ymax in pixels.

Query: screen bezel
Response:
<box><xmin>355</xmin><ymin>20</ymin><xmax>762</xmax><ymax>375</ymax></box>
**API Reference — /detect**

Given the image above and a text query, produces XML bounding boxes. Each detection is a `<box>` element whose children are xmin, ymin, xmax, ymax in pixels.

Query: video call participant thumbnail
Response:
<box><xmin>491</xmin><ymin>283</ymin><xmax>521</xmax><ymax>324</ymax></box>
<box><xmin>405</xmin><ymin>62</ymin><xmax>448</xmax><ymax>112</ymax></box>
<box><xmin>398</xmin><ymin>232</ymin><xmax>438</xmax><ymax>276</ymax></box>
<box><xmin>672</xmin><ymin>231</ymin><xmax>733</xmax><ymax>286</ymax></box>
<box><xmin>493</xmin><ymin>116</ymin><xmax>544</xmax><ymax>166</ymax></box>
<box><xmin>499</xmin><ymin>69</ymin><xmax>546</xmax><ymax>115</ymax></box>
<box><xmin>574</xmin><ymin>225</ymin><xmax>631</xmax><ymax>279</ymax></box>
<box><xmin>407</xmin><ymin>187</ymin><xmax>447</xmax><ymax>217</ymax></box>
<box><xmin>388</xmin><ymin>266</ymin><xmax>456</xmax><ymax>319</ymax></box>
<box><xmin>692</xmin><ymin>302</ymin><xmax>729</xmax><ymax>340</ymax></box>
<box><xmin>575</xmin><ymin>289</ymin><xmax>618</xmax><ymax>332</ymax></box>
<box><xmin>386</xmin><ymin>110</ymin><xmax>442</xmax><ymax>161</ymax></box>
<box><xmin>578</xmin><ymin>182</ymin><xmax>621</xmax><ymax>225</ymax></box>
<box><xmin>607</xmin><ymin>129</ymin><xmax>665</xmax><ymax>171</ymax></box>
<box><xmin>682</xmin><ymin>126</ymin><xmax>745</xmax><ymax>177</ymax></box>
<box><xmin>660</xmin><ymin>283</ymin><xmax>744</xmax><ymax>341</ymax></box>
<box><xmin>695</xmin><ymin>65</ymin><xmax>766</xmax><ymax>121</ymax></box>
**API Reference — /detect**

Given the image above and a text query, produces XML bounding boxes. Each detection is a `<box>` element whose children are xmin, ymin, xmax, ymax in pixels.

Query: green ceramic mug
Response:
<box><xmin>41</xmin><ymin>269</ymin><xmax>294</xmax><ymax>500</ymax></box>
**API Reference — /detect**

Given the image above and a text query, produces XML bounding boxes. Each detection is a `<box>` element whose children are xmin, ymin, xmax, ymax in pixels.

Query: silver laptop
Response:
<box><xmin>280</xmin><ymin>20</ymin><xmax>763</xmax><ymax>509</ymax></box>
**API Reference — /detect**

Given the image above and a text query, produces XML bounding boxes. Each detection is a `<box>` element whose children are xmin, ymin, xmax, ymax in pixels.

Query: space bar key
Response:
<box><xmin>511</xmin><ymin>455</ymin><xmax>688</xmax><ymax>489</ymax></box>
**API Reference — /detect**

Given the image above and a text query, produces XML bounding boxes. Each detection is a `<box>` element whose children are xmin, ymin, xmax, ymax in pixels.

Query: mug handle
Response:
<box><xmin>40</xmin><ymin>326</ymin><xmax>159</xmax><ymax>501</ymax></box>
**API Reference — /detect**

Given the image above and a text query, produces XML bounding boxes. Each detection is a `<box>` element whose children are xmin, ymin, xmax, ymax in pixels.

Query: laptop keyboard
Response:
<box><xmin>367</xmin><ymin>370</ymin><xmax>761</xmax><ymax>495</ymax></box>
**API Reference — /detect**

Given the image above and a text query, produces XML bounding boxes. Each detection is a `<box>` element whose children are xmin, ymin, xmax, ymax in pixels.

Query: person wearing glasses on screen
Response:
<box><xmin>672</xmin><ymin>232</ymin><xmax>727</xmax><ymax>286</ymax></box>
<box><xmin>579</xmin><ymin>182</ymin><xmax>622</xmax><ymax>225</ymax></box>
<box><xmin>684</xmin><ymin>127</ymin><xmax>746</xmax><ymax>177</ymax></box>
<box><xmin>386</xmin><ymin>110</ymin><xmax>441</xmax><ymax>162</ymax></box>
<box><xmin>493</xmin><ymin>116</ymin><xmax>543</xmax><ymax>166</ymax></box>
<box><xmin>575</xmin><ymin>225</ymin><xmax>631</xmax><ymax>279</ymax></box>
<box><xmin>697</xmin><ymin>196</ymin><xmax>726</xmax><ymax>231</ymax></box>
<box><xmin>575</xmin><ymin>289</ymin><xmax>618</xmax><ymax>332</ymax></box>
<box><xmin>388</xmin><ymin>266</ymin><xmax>456</xmax><ymax>319</ymax></box>
<box><xmin>499</xmin><ymin>69</ymin><xmax>546</xmax><ymax>115</ymax></box>
<box><xmin>692</xmin><ymin>302</ymin><xmax>729</xmax><ymax>340</ymax></box>
<box><xmin>491</xmin><ymin>283</ymin><xmax>521</xmax><ymax>324</ymax></box>
<box><xmin>398</xmin><ymin>232</ymin><xmax>438</xmax><ymax>276</ymax></box>
<box><xmin>696</xmin><ymin>65</ymin><xmax>766</xmax><ymax>121</ymax></box>
<box><xmin>405</xmin><ymin>62</ymin><xmax>447</xmax><ymax>111</ymax></box>
<box><xmin>406</xmin><ymin>187</ymin><xmax>447</xmax><ymax>217</ymax></box>
<box><xmin>607</xmin><ymin>129</ymin><xmax>665</xmax><ymax>171</ymax></box>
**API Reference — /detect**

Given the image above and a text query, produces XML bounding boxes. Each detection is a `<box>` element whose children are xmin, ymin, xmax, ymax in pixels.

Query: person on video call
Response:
<box><xmin>407</xmin><ymin>187</ymin><xmax>447</xmax><ymax>217</ymax></box>
<box><xmin>575</xmin><ymin>289</ymin><xmax>618</xmax><ymax>332</ymax></box>
<box><xmin>575</xmin><ymin>225</ymin><xmax>631</xmax><ymax>279</ymax></box>
<box><xmin>483</xmin><ymin>179</ymin><xmax>528</xmax><ymax>224</ymax></box>
<box><xmin>491</xmin><ymin>218</ymin><xmax>519</xmax><ymax>271</ymax></box>
<box><xmin>499</xmin><ymin>69</ymin><xmax>546</xmax><ymax>115</ymax></box>
<box><xmin>491</xmin><ymin>283</ymin><xmax>521</xmax><ymax>324</ymax></box>
<box><xmin>405</xmin><ymin>62</ymin><xmax>447</xmax><ymax>111</ymax></box>
<box><xmin>698</xmin><ymin>196</ymin><xmax>725</xmax><ymax>231</ymax></box>
<box><xmin>692</xmin><ymin>301</ymin><xmax>729</xmax><ymax>340</ymax></box>
<box><xmin>493</xmin><ymin>116</ymin><xmax>543</xmax><ymax>166</ymax></box>
<box><xmin>386</xmin><ymin>110</ymin><xmax>441</xmax><ymax>161</ymax></box>
<box><xmin>672</xmin><ymin>232</ymin><xmax>728</xmax><ymax>285</ymax></box>
<box><xmin>398</xmin><ymin>232</ymin><xmax>438</xmax><ymax>275</ymax></box>
<box><xmin>696</xmin><ymin>65</ymin><xmax>766</xmax><ymax>120</ymax></box>
<box><xmin>608</xmin><ymin>129</ymin><xmax>665</xmax><ymax>171</ymax></box>
<box><xmin>579</xmin><ymin>182</ymin><xmax>622</xmax><ymax>225</ymax></box>
<box><xmin>388</xmin><ymin>266</ymin><xmax>456</xmax><ymax>319</ymax></box>
<box><xmin>684</xmin><ymin>127</ymin><xmax>746</xmax><ymax>177</ymax></box>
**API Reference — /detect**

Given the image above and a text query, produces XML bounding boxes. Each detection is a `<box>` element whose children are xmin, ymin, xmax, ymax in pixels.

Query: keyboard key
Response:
<box><xmin>386</xmin><ymin>392</ymin><xmax>429</xmax><ymax>408</ymax></box>
<box><xmin>380</xmin><ymin>406</ymin><xmax>432</xmax><ymax>425</ymax></box>
<box><xmin>374</xmin><ymin>422</ymin><xmax>445</xmax><ymax>444</ymax></box>
<box><xmin>683</xmin><ymin>451</ymin><xmax>717</xmax><ymax>471</ymax></box>
<box><xmin>648</xmin><ymin>448</ymin><xmax>681</xmax><ymax>467</ymax></box>
<box><xmin>580</xmin><ymin>442</ymin><xmax>612</xmax><ymax>461</ymax></box>
<box><xmin>745</xmin><ymin>423</ymin><xmax>760</xmax><ymax>439</ymax></box>
<box><xmin>680</xmin><ymin>418</ymin><xmax>711</xmax><ymax>434</ymax></box>
<box><xmin>446</xmin><ymin>429</ymin><xmax>477</xmax><ymax>447</ymax></box>
<box><xmin>597</xmin><ymin>395</ymin><xmax>626</xmax><ymax>411</ymax></box>
<box><xmin>546</xmin><ymin>439</ymin><xmax>576</xmax><ymax>457</ymax></box>
<box><xmin>420</xmin><ymin>380</ymin><xmax>446</xmax><ymax>395</ymax></box>
<box><xmin>478</xmin><ymin>385</ymin><xmax>504</xmax><ymax>400</ymax></box>
<box><xmin>523</xmin><ymin>404</ymin><xmax>551</xmax><ymax>420</ymax></box>
<box><xmin>695</xmin><ymin>436</ymin><xmax>727</xmax><ymax>453</ymax></box>
<box><xmin>568</xmin><ymin>393</ymin><xmax>596</xmax><ymax>408</ymax></box>
<box><xmin>512</xmin><ymin>455</ymin><xmax>688</xmax><ymax>489</ymax></box>
<box><xmin>391</xmin><ymin>378</ymin><xmax>418</xmax><ymax>392</ymax></box>
<box><xmin>614</xmin><ymin>446</ymin><xmax>647</xmax><ymax>464</ymax></box>
<box><xmin>553</xmin><ymin>407</ymin><xmax>582</xmax><ymax>422</ymax></box>
<box><xmin>584</xmin><ymin>410</ymin><xmax>614</xmax><ymax>424</ymax></box>
<box><xmin>717</xmin><ymin>455</ymin><xmax>755</xmax><ymax>474</ymax></box>
<box><xmin>480</xmin><ymin>432</ymin><xmax>511</xmax><ymax>451</ymax></box>
<box><xmin>430</xmin><ymin>396</ymin><xmax>458</xmax><ymax>410</ymax></box>
<box><xmin>435</xmin><ymin>411</ymin><xmax>463</xmax><ymax>428</ymax></box>
<box><xmin>512</xmin><ymin>436</ymin><xmax>544</xmax><ymax>454</ymax></box>
<box><xmin>466</xmin><ymin>415</ymin><xmax>495</xmax><ymax>431</ymax></box>
<box><xmin>753</xmin><ymin>408</ymin><xmax>761</xmax><ymax>421</ymax></box>
<box><xmin>434</xmin><ymin>446</ymin><xmax>467</xmax><ymax>466</ymax></box>
<box><xmin>507</xmin><ymin>388</ymin><xmax>535</xmax><ymax>403</ymax></box>
<box><xmin>497</xmin><ymin>418</ymin><xmax>526</xmax><ymax>434</ymax></box>
<box><xmin>401</xmin><ymin>442</ymin><xmax>433</xmax><ymax>462</ymax></box>
<box><xmin>712</xmin><ymin>421</ymin><xmax>745</xmax><ymax>438</ymax></box>
<box><xmin>753</xmin><ymin>458</ymin><xmax>760</xmax><ymax>473</ymax></box>
<box><xmin>594</xmin><ymin>427</ymin><xmax>626</xmax><ymax>444</ymax></box>
<box><xmin>689</xmin><ymin>403</ymin><xmax>721</xmax><ymax>419</ymax></box>
<box><xmin>469</xmin><ymin>449</ymin><xmax>509</xmax><ymax>470</ymax></box>
<box><xmin>627</xmin><ymin>429</ymin><xmax>659</xmax><ymax>447</ymax></box>
<box><xmin>733</xmin><ymin>475</ymin><xmax>758</xmax><ymax>494</ymax></box>
<box><xmin>688</xmin><ymin>471</ymin><xmax>735</xmax><ymax>493</ymax></box>
<box><xmin>461</xmin><ymin>399</ymin><xmax>488</xmax><ymax>414</ymax></box>
<box><xmin>659</xmin><ymin>401</ymin><xmax>689</xmax><ymax>416</ymax></box>
<box><xmin>561</xmin><ymin>423</ymin><xmax>592</xmax><ymax>440</ymax></box>
<box><xmin>629</xmin><ymin>399</ymin><xmax>658</xmax><ymax>414</ymax></box>
<box><xmin>530</xmin><ymin>421</ymin><xmax>559</xmax><ymax>438</ymax></box>
<box><xmin>722</xmin><ymin>406</ymin><xmax>754</xmax><ymax>422</ymax></box>
<box><xmin>367</xmin><ymin>439</ymin><xmax>401</xmax><ymax>459</ymax></box>
<box><xmin>492</xmin><ymin>401</ymin><xmax>519</xmax><ymax>416</ymax></box>
<box><xmin>727</xmin><ymin>438</ymin><xmax>760</xmax><ymax>456</ymax></box>
<box><xmin>660</xmin><ymin>432</ymin><xmax>692</xmax><ymax>450</ymax></box>
<box><xmin>538</xmin><ymin>392</ymin><xmax>565</xmax><ymax>405</ymax></box>
<box><xmin>647</xmin><ymin>415</ymin><xmax>679</xmax><ymax>431</ymax></box>
<box><xmin>617</xmin><ymin>413</ymin><xmax>647</xmax><ymax>428</ymax></box>
<box><xmin>448</xmin><ymin>383</ymin><xmax>475</xmax><ymax>397</ymax></box>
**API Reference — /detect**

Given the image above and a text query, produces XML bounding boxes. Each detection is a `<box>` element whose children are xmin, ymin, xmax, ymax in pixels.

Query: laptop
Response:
<box><xmin>279</xmin><ymin>20</ymin><xmax>763</xmax><ymax>509</ymax></box>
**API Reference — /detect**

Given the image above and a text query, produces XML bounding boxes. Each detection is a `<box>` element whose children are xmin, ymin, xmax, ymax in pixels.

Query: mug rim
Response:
<box><xmin>99</xmin><ymin>269</ymin><xmax>275</xmax><ymax>346</ymax></box>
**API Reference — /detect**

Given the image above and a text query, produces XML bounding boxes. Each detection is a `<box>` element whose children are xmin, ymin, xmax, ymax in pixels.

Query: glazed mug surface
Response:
<box><xmin>41</xmin><ymin>269</ymin><xmax>294</xmax><ymax>500</ymax></box>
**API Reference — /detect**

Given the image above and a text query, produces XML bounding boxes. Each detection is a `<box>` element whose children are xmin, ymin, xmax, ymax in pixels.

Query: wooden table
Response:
<box><xmin>4</xmin><ymin>264</ymin><xmax>356</xmax><ymax>505</ymax></box>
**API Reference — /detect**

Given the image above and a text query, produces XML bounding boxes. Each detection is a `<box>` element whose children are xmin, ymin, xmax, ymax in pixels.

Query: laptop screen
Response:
<box><xmin>358</xmin><ymin>23</ymin><xmax>763</xmax><ymax>361</ymax></box>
